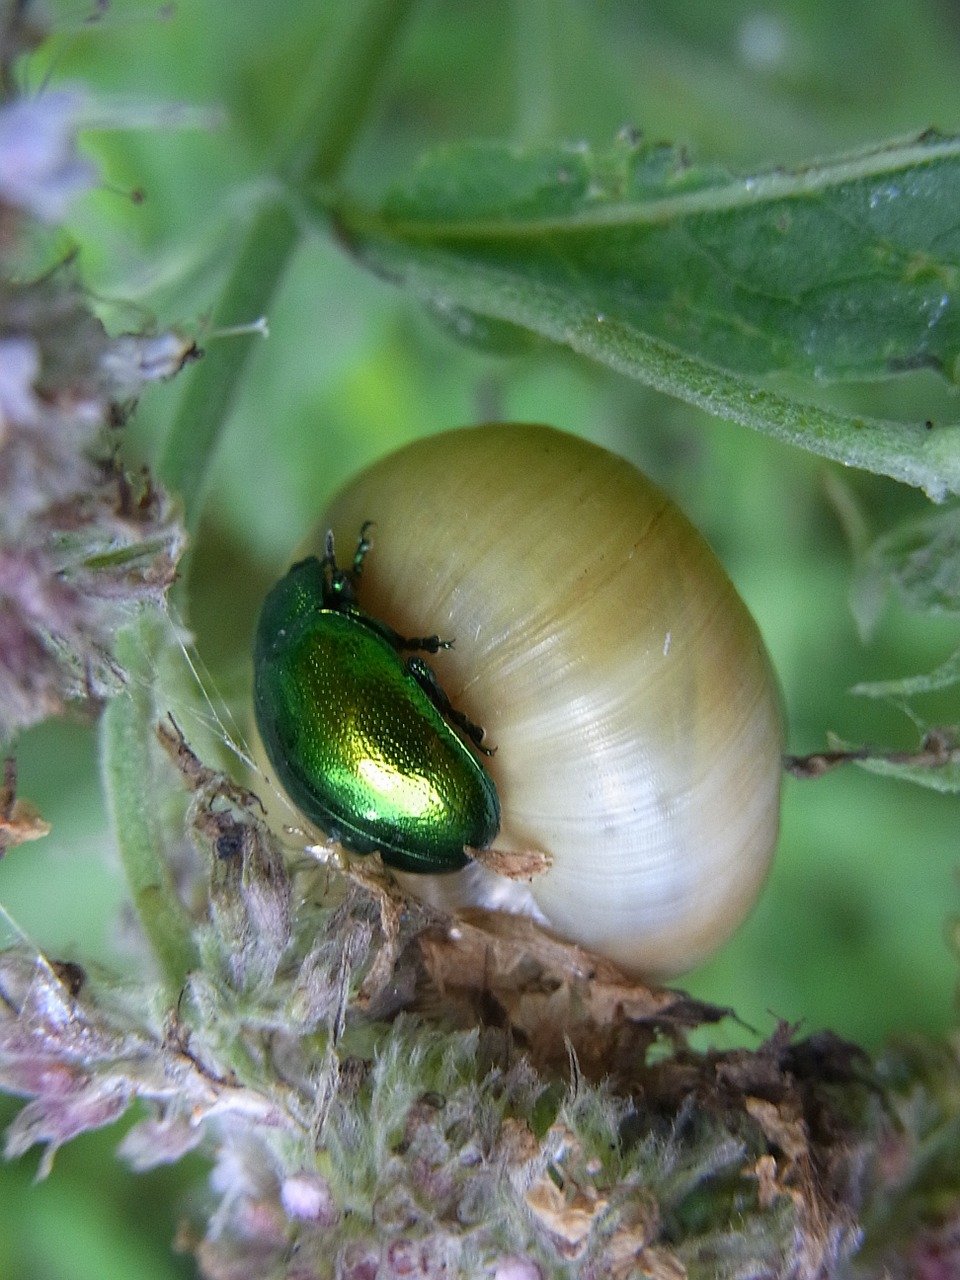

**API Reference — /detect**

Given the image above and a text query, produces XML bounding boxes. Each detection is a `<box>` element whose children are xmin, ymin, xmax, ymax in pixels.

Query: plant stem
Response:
<box><xmin>159</xmin><ymin>0</ymin><xmax>417</xmax><ymax>535</ymax></box>
<box><xmin>513</xmin><ymin>0</ymin><xmax>555</xmax><ymax>144</ymax></box>
<box><xmin>285</xmin><ymin>0</ymin><xmax>418</xmax><ymax>187</ymax></box>
<box><xmin>159</xmin><ymin>196</ymin><xmax>298</xmax><ymax>534</ymax></box>
<box><xmin>101</xmin><ymin>614</ymin><xmax>200</xmax><ymax>998</ymax></box>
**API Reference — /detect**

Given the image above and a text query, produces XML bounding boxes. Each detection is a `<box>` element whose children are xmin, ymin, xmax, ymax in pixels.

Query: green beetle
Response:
<box><xmin>253</xmin><ymin>524</ymin><xmax>501</xmax><ymax>874</ymax></box>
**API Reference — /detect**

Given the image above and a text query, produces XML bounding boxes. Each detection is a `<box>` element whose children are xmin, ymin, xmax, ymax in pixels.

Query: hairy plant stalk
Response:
<box><xmin>100</xmin><ymin>618</ymin><xmax>200</xmax><ymax>998</ymax></box>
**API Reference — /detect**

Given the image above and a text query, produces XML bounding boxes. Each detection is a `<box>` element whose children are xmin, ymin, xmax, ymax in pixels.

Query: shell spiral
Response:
<box><xmin>320</xmin><ymin>423</ymin><xmax>782</xmax><ymax>977</ymax></box>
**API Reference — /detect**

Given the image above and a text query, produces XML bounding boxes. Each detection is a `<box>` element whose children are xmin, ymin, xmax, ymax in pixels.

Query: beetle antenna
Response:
<box><xmin>353</xmin><ymin>520</ymin><xmax>375</xmax><ymax>581</ymax></box>
<box><xmin>321</xmin><ymin>528</ymin><xmax>361</xmax><ymax>606</ymax></box>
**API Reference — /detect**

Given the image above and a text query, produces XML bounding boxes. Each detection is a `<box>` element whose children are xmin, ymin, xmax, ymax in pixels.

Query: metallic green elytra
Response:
<box><xmin>253</xmin><ymin>524</ymin><xmax>501</xmax><ymax>874</ymax></box>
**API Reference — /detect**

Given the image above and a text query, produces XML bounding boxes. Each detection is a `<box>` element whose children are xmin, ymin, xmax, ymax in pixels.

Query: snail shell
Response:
<box><xmin>318</xmin><ymin>423</ymin><xmax>782</xmax><ymax>977</ymax></box>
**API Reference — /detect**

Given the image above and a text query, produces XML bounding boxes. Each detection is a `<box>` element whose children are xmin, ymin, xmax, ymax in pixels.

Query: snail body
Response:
<box><xmin>266</xmin><ymin>423</ymin><xmax>782</xmax><ymax>977</ymax></box>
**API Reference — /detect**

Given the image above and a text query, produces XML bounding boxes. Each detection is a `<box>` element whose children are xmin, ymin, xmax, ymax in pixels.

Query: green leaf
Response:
<box><xmin>852</xmin><ymin>648</ymin><xmax>960</xmax><ymax>700</ymax></box>
<box><xmin>344</xmin><ymin>130</ymin><xmax>960</xmax><ymax>383</ymax></box>
<box><xmin>851</xmin><ymin>505</ymin><xmax>960</xmax><ymax>638</ymax></box>
<box><xmin>325</xmin><ymin>131</ymin><xmax>960</xmax><ymax>499</ymax></box>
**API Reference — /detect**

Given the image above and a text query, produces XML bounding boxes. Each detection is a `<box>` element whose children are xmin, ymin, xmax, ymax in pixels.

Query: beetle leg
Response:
<box><xmin>406</xmin><ymin>656</ymin><xmax>495</xmax><ymax>756</ymax></box>
<box><xmin>398</xmin><ymin>633</ymin><xmax>454</xmax><ymax>654</ymax></box>
<box><xmin>362</xmin><ymin>616</ymin><xmax>454</xmax><ymax>655</ymax></box>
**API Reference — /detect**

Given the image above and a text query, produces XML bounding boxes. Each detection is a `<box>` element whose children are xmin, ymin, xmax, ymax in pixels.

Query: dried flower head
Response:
<box><xmin>0</xmin><ymin>262</ymin><xmax>192</xmax><ymax>744</ymax></box>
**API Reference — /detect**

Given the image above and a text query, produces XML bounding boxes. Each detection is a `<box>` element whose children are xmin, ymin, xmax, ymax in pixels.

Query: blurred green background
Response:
<box><xmin>4</xmin><ymin>0</ymin><xmax>960</xmax><ymax>1275</ymax></box>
